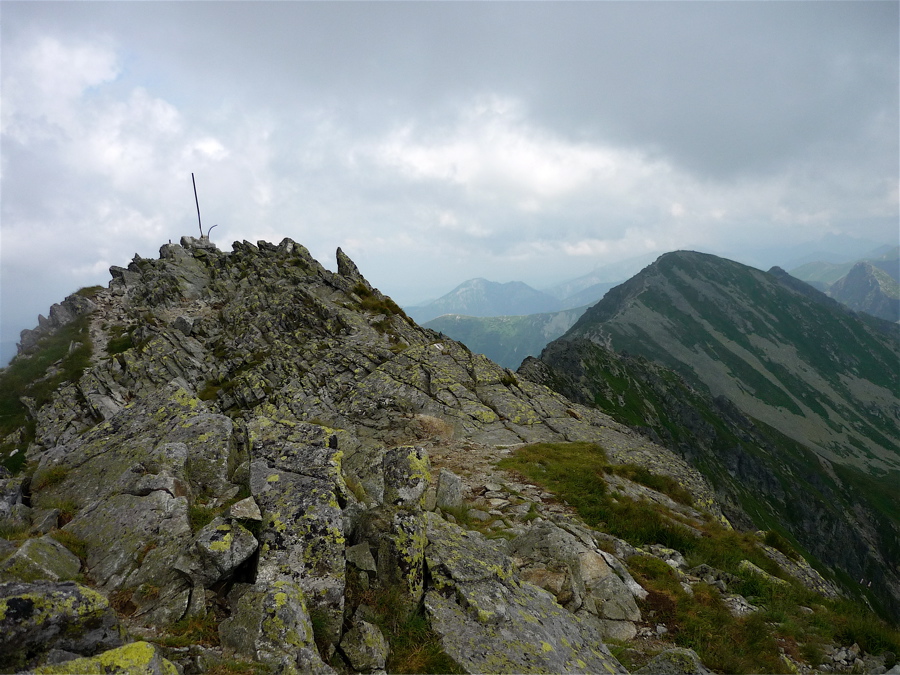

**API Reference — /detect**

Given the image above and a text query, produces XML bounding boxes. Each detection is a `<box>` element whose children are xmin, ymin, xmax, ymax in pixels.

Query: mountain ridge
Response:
<box><xmin>1</xmin><ymin>237</ymin><xmax>898</xmax><ymax>674</ymax></box>
<box><xmin>531</xmin><ymin>249</ymin><xmax>899</xmax><ymax>621</ymax></box>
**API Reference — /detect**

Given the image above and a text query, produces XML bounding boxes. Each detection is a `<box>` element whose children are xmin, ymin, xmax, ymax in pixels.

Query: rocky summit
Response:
<box><xmin>1</xmin><ymin>236</ymin><xmax>898</xmax><ymax>674</ymax></box>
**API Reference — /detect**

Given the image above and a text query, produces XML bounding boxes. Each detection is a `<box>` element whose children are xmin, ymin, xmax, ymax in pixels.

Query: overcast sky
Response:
<box><xmin>2</xmin><ymin>1</ymin><xmax>898</xmax><ymax>361</ymax></box>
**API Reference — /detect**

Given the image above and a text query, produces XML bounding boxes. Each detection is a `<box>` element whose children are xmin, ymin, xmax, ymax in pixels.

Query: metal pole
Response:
<box><xmin>192</xmin><ymin>173</ymin><xmax>203</xmax><ymax>237</ymax></box>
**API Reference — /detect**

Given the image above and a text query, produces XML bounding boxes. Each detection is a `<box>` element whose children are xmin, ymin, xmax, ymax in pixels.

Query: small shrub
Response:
<box><xmin>106</xmin><ymin>325</ymin><xmax>135</xmax><ymax>355</ymax></box>
<box><xmin>205</xmin><ymin>659</ymin><xmax>270</xmax><ymax>675</ymax></box>
<box><xmin>344</xmin><ymin>476</ymin><xmax>368</xmax><ymax>504</ymax></box>
<box><xmin>33</xmin><ymin>465</ymin><xmax>71</xmax><ymax>491</ymax></box>
<box><xmin>609</xmin><ymin>464</ymin><xmax>694</xmax><ymax>506</ymax></box>
<box><xmin>0</xmin><ymin>520</ymin><xmax>31</xmax><ymax>541</ymax></box>
<box><xmin>799</xmin><ymin>641</ymin><xmax>825</xmax><ymax>666</ymax></box>
<box><xmin>158</xmin><ymin>612</ymin><xmax>221</xmax><ymax>647</ymax></box>
<box><xmin>108</xmin><ymin>589</ymin><xmax>137</xmax><ymax>616</ymax></box>
<box><xmin>74</xmin><ymin>285</ymin><xmax>104</xmax><ymax>298</ymax></box>
<box><xmin>38</xmin><ymin>497</ymin><xmax>79</xmax><ymax>525</ymax></box>
<box><xmin>189</xmin><ymin>503</ymin><xmax>219</xmax><ymax>532</ymax></box>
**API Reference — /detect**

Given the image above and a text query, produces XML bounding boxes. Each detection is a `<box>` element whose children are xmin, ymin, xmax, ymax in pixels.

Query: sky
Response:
<box><xmin>2</xmin><ymin>1</ymin><xmax>898</xmax><ymax>362</ymax></box>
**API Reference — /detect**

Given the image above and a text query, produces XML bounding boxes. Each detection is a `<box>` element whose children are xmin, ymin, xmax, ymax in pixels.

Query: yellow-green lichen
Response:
<box><xmin>32</xmin><ymin>641</ymin><xmax>178</xmax><ymax>675</ymax></box>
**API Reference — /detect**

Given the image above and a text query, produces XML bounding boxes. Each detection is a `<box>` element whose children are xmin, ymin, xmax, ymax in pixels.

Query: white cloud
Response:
<box><xmin>1</xmin><ymin>36</ymin><xmax>120</xmax><ymax>142</ymax></box>
<box><xmin>370</xmin><ymin>96</ymin><xmax>660</xmax><ymax>212</ymax></box>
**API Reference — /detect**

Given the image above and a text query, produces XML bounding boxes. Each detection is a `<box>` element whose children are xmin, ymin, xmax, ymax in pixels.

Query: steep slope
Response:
<box><xmin>423</xmin><ymin>305</ymin><xmax>590</xmax><ymax>369</ymax></box>
<box><xmin>406</xmin><ymin>278</ymin><xmax>561</xmax><ymax>324</ymax></box>
<box><xmin>565</xmin><ymin>251</ymin><xmax>899</xmax><ymax>472</ymax></box>
<box><xmin>828</xmin><ymin>261</ymin><xmax>900</xmax><ymax>322</ymax></box>
<box><xmin>520</xmin><ymin>339</ymin><xmax>900</xmax><ymax>621</ymax></box>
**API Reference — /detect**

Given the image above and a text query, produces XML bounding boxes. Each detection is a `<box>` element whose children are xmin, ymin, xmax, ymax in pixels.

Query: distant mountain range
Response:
<box><xmin>523</xmin><ymin>249</ymin><xmax>900</xmax><ymax>620</ymax></box>
<box><xmin>405</xmin><ymin>278</ymin><xmax>562</xmax><ymax>324</ymax></box>
<box><xmin>408</xmin><ymin>261</ymin><xmax>639</xmax><ymax>367</ymax></box>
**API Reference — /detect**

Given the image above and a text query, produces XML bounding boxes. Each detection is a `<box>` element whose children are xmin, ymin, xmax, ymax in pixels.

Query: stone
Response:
<box><xmin>219</xmin><ymin>581</ymin><xmax>332</xmax><ymax>674</ymax></box>
<box><xmin>382</xmin><ymin>446</ymin><xmax>430</xmax><ymax>508</ymax></box>
<box><xmin>339</xmin><ymin>620</ymin><xmax>389</xmax><ymax>672</ymax></box>
<box><xmin>435</xmin><ymin>468</ymin><xmax>463</xmax><ymax>510</ymax></box>
<box><xmin>228</xmin><ymin>496</ymin><xmax>262</xmax><ymax>521</ymax></box>
<box><xmin>30</xmin><ymin>641</ymin><xmax>178</xmax><ymax>675</ymax></box>
<box><xmin>0</xmin><ymin>535</ymin><xmax>81</xmax><ymax>583</ymax></box>
<box><xmin>346</xmin><ymin>543</ymin><xmax>377</xmax><ymax>573</ymax></box>
<box><xmin>0</xmin><ymin>468</ymin><xmax>25</xmax><ymax>521</ymax></box>
<box><xmin>738</xmin><ymin>559</ymin><xmax>789</xmax><ymax>586</ymax></box>
<box><xmin>190</xmin><ymin>517</ymin><xmax>258</xmax><ymax>586</ymax></box>
<box><xmin>0</xmin><ymin>581</ymin><xmax>126</xmax><ymax>672</ymax></box>
<box><xmin>724</xmin><ymin>593</ymin><xmax>759</xmax><ymax>617</ymax></box>
<box><xmin>30</xmin><ymin>508</ymin><xmax>61</xmax><ymax>534</ymax></box>
<box><xmin>634</xmin><ymin>647</ymin><xmax>712</xmax><ymax>675</ymax></box>
<box><xmin>375</xmin><ymin>509</ymin><xmax>426</xmax><ymax>608</ymax></box>
<box><xmin>509</xmin><ymin>521</ymin><xmax>641</xmax><ymax>623</ymax></box>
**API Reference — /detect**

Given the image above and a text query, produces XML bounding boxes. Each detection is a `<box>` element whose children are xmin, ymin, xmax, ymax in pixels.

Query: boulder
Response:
<box><xmin>382</xmin><ymin>446</ymin><xmax>430</xmax><ymax>508</ymax></box>
<box><xmin>435</xmin><ymin>468</ymin><xmax>464</xmax><ymax>510</ymax></box>
<box><xmin>339</xmin><ymin>620</ymin><xmax>389</xmax><ymax>672</ymax></box>
<box><xmin>0</xmin><ymin>535</ymin><xmax>81</xmax><ymax>583</ymax></box>
<box><xmin>0</xmin><ymin>581</ymin><xmax>126</xmax><ymax>671</ymax></box>
<box><xmin>178</xmin><ymin>516</ymin><xmax>258</xmax><ymax>587</ymax></box>
<box><xmin>0</xmin><ymin>467</ymin><xmax>25</xmax><ymax>521</ymax></box>
<box><xmin>509</xmin><ymin>521</ymin><xmax>642</xmax><ymax>628</ymax></box>
<box><xmin>424</xmin><ymin>513</ymin><xmax>626</xmax><ymax>674</ymax></box>
<box><xmin>229</xmin><ymin>497</ymin><xmax>262</xmax><ymax>521</ymax></box>
<box><xmin>218</xmin><ymin>581</ymin><xmax>333</xmax><ymax>674</ymax></box>
<box><xmin>24</xmin><ymin>382</ymin><xmax>245</xmax><ymax>626</ymax></box>
<box><xmin>248</xmin><ymin>416</ymin><xmax>346</xmax><ymax>647</ymax></box>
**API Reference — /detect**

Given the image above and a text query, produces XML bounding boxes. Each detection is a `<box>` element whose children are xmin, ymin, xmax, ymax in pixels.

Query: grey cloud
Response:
<box><xmin>1</xmin><ymin>1</ymin><xmax>897</xmax><ymax>355</ymax></box>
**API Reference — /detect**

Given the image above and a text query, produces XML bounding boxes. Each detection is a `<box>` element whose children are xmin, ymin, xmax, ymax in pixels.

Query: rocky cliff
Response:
<box><xmin>1</xmin><ymin>237</ymin><xmax>897</xmax><ymax>674</ymax></box>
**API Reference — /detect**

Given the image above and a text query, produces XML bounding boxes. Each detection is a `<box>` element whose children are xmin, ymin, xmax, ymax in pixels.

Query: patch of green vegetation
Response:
<box><xmin>157</xmin><ymin>612</ymin><xmax>221</xmax><ymax>647</ymax></box>
<box><xmin>0</xmin><ymin>519</ymin><xmax>31</xmax><ymax>542</ymax></box>
<box><xmin>106</xmin><ymin>325</ymin><xmax>135</xmax><ymax>355</ymax></box>
<box><xmin>352</xmin><ymin>283</ymin><xmax>410</xmax><ymax>320</ymax></box>
<box><xmin>763</xmin><ymin>529</ymin><xmax>801</xmax><ymax>561</ymax></box>
<box><xmin>499</xmin><ymin>442</ymin><xmax>698</xmax><ymax>549</ymax></box>
<box><xmin>607</xmin><ymin>464</ymin><xmax>694</xmax><ymax>506</ymax></box>
<box><xmin>204</xmin><ymin>659</ymin><xmax>271</xmax><ymax>675</ymax></box>
<box><xmin>631</xmin><ymin>553</ymin><xmax>900</xmax><ymax>673</ymax></box>
<box><xmin>36</xmin><ymin>497</ymin><xmax>80</xmax><ymax>525</ymax></box>
<box><xmin>74</xmin><ymin>285</ymin><xmax>104</xmax><ymax>298</ymax></box>
<box><xmin>188</xmin><ymin>503</ymin><xmax>220</xmax><ymax>532</ymax></box>
<box><xmin>0</xmin><ymin>312</ymin><xmax>93</xmax><ymax>472</ymax></box>
<box><xmin>32</xmin><ymin>465</ymin><xmax>71</xmax><ymax>491</ymax></box>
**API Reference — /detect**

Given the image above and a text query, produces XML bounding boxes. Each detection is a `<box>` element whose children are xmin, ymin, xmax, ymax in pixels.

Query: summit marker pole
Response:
<box><xmin>192</xmin><ymin>173</ymin><xmax>203</xmax><ymax>237</ymax></box>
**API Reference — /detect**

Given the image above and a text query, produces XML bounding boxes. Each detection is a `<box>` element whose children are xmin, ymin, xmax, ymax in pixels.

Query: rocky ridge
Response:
<box><xmin>0</xmin><ymin>236</ymin><xmax>896</xmax><ymax>674</ymax></box>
